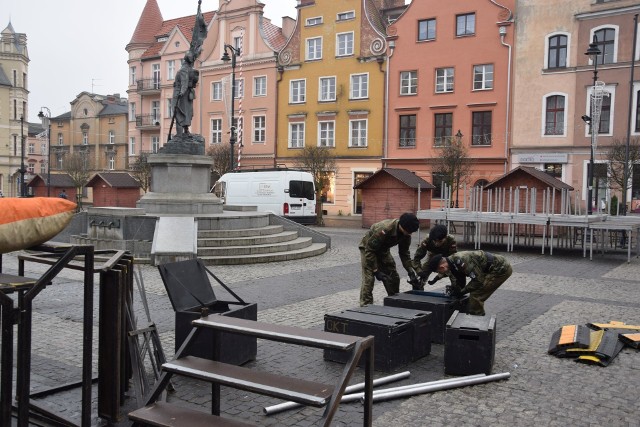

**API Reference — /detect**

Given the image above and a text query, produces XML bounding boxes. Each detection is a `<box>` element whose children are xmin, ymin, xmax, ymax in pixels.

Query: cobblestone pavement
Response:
<box><xmin>2</xmin><ymin>227</ymin><xmax>640</xmax><ymax>426</ymax></box>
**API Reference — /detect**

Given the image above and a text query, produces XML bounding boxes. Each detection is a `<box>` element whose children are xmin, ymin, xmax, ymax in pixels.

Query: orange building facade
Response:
<box><xmin>385</xmin><ymin>0</ymin><xmax>515</xmax><ymax>208</ymax></box>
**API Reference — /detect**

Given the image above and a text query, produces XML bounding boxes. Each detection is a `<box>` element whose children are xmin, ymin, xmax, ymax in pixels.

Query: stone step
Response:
<box><xmin>197</xmin><ymin>224</ymin><xmax>284</xmax><ymax>239</ymax></box>
<box><xmin>197</xmin><ymin>213</ymin><xmax>270</xmax><ymax>231</ymax></box>
<box><xmin>197</xmin><ymin>237</ymin><xmax>313</xmax><ymax>257</ymax></box>
<box><xmin>199</xmin><ymin>243</ymin><xmax>327</xmax><ymax>265</ymax></box>
<box><xmin>198</xmin><ymin>230</ymin><xmax>298</xmax><ymax>247</ymax></box>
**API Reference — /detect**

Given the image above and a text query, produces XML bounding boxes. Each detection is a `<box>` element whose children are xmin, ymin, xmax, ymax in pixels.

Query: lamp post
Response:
<box><xmin>38</xmin><ymin>107</ymin><xmax>52</xmax><ymax>197</ymax></box>
<box><xmin>221</xmin><ymin>44</ymin><xmax>240</xmax><ymax>171</ymax></box>
<box><xmin>19</xmin><ymin>115</ymin><xmax>26</xmax><ymax>197</ymax></box>
<box><xmin>455</xmin><ymin>129</ymin><xmax>463</xmax><ymax>208</ymax></box>
<box><xmin>584</xmin><ymin>36</ymin><xmax>601</xmax><ymax>215</ymax></box>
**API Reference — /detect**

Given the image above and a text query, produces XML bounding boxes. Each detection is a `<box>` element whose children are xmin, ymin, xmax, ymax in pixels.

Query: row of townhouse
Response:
<box><xmin>127</xmin><ymin>0</ymin><xmax>640</xmax><ymax>216</ymax></box>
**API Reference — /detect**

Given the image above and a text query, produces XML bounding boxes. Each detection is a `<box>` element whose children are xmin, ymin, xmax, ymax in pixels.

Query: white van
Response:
<box><xmin>213</xmin><ymin>170</ymin><xmax>317</xmax><ymax>224</ymax></box>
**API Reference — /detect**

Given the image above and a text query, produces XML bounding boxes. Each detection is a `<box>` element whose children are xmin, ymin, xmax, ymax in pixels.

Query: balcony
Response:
<box><xmin>136</xmin><ymin>114</ymin><xmax>161</xmax><ymax>129</ymax></box>
<box><xmin>434</xmin><ymin>136</ymin><xmax>454</xmax><ymax>147</ymax></box>
<box><xmin>136</xmin><ymin>78</ymin><xmax>162</xmax><ymax>94</ymax></box>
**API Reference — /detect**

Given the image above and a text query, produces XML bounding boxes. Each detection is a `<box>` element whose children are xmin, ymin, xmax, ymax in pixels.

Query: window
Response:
<box><xmin>234</xmin><ymin>78</ymin><xmax>244</xmax><ymax>99</ymax></box>
<box><xmin>152</xmin><ymin>136</ymin><xmax>160</xmax><ymax>153</ymax></box>
<box><xmin>544</xmin><ymin>163</ymin><xmax>563</xmax><ymax>178</ymax></box>
<box><xmin>152</xmin><ymin>64</ymin><xmax>161</xmax><ymax>88</ymax></box>
<box><xmin>129</xmin><ymin>66</ymin><xmax>136</xmax><ymax>85</ymax></box>
<box><xmin>597</xmin><ymin>94</ymin><xmax>611</xmax><ymax>134</ymax></box>
<box><xmin>349</xmin><ymin>120</ymin><xmax>367</xmax><ymax>147</ymax></box>
<box><xmin>400</xmin><ymin>71</ymin><xmax>418</xmax><ymax>95</ymax></box>
<box><xmin>593</xmin><ymin>28</ymin><xmax>616</xmax><ymax>65</ymax></box>
<box><xmin>40</xmin><ymin>163</ymin><xmax>46</xmax><ymax>174</ymax></box>
<box><xmin>129</xmin><ymin>137</ymin><xmax>135</xmax><ymax>155</ymax></box>
<box><xmin>211</xmin><ymin>118</ymin><xmax>222</xmax><ymax>144</ymax></box>
<box><xmin>253</xmin><ymin>116</ymin><xmax>266</xmax><ymax>143</ymax></box>
<box><xmin>167</xmin><ymin>60</ymin><xmax>175</xmax><ymax>80</ymax></box>
<box><xmin>418</xmin><ymin>19</ymin><xmax>436</xmax><ymax>41</ymax></box>
<box><xmin>212</xmin><ymin>81</ymin><xmax>222</xmax><ymax>101</ymax></box>
<box><xmin>289</xmin><ymin>123</ymin><xmax>305</xmax><ymax>148</ymax></box>
<box><xmin>350</xmin><ymin>74</ymin><xmax>368</xmax><ymax>99</ymax></box>
<box><xmin>636</xmin><ymin>89</ymin><xmax>640</xmax><ymax>132</ymax></box>
<box><xmin>337</xmin><ymin>11</ymin><xmax>355</xmax><ymax>21</ymax></box>
<box><xmin>473</xmin><ymin>64</ymin><xmax>493</xmax><ymax>90</ymax></box>
<box><xmin>319</xmin><ymin>77</ymin><xmax>336</xmax><ymax>101</ymax></box>
<box><xmin>289</xmin><ymin>180</ymin><xmax>315</xmax><ymax>200</ymax></box>
<box><xmin>434</xmin><ymin>113</ymin><xmax>453</xmax><ymax>146</ymax></box>
<box><xmin>320</xmin><ymin>171</ymin><xmax>335</xmax><ymax>204</ymax></box>
<box><xmin>472</xmin><ymin>111</ymin><xmax>492</xmax><ymax>145</ymax></box>
<box><xmin>109</xmin><ymin>130</ymin><xmax>115</xmax><ymax>144</ymax></box>
<box><xmin>41</xmin><ymin>142</ymin><xmax>46</xmax><ymax>155</ymax></box>
<box><xmin>306</xmin><ymin>16</ymin><xmax>322</xmax><ymax>26</ymax></box>
<box><xmin>318</xmin><ymin>121</ymin><xmax>335</xmax><ymax>147</ymax></box>
<box><xmin>28</xmin><ymin>143</ymin><xmax>34</xmax><ymax>154</ymax></box>
<box><xmin>306</xmin><ymin>37</ymin><xmax>322</xmax><ymax>60</ymax></box>
<box><xmin>167</xmin><ymin>98</ymin><xmax>173</xmax><ymax>118</ymax></box>
<box><xmin>108</xmin><ymin>156</ymin><xmax>115</xmax><ymax>171</ymax></box>
<box><xmin>82</xmin><ymin>132</ymin><xmax>88</xmax><ymax>145</ymax></box>
<box><xmin>548</xmin><ymin>34</ymin><xmax>568</xmax><ymax>69</ymax></box>
<box><xmin>399</xmin><ymin>115</ymin><xmax>416</xmax><ymax>147</ymax></box>
<box><xmin>151</xmin><ymin>101</ymin><xmax>160</xmax><ymax>123</ymax></box>
<box><xmin>290</xmin><ymin>80</ymin><xmax>306</xmax><ymax>103</ymax></box>
<box><xmin>254</xmin><ymin>76</ymin><xmax>267</xmax><ymax>97</ymax></box>
<box><xmin>129</xmin><ymin>103</ymin><xmax>136</xmax><ymax>121</ymax></box>
<box><xmin>57</xmin><ymin>154</ymin><xmax>63</xmax><ymax>170</ymax></box>
<box><xmin>234</xmin><ymin>36</ymin><xmax>243</xmax><ymax>51</ymax></box>
<box><xmin>58</xmin><ymin>133</ymin><xmax>63</xmax><ymax>145</ymax></box>
<box><xmin>13</xmin><ymin>70</ymin><xmax>16</xmax><ymax>87</ymax></box>
<box><xmin>435</xmin><ymin>68</ymin><xmax>454</xmax><ymax>93</ymax></box>
<box><xmin>456</xmin><ymin>13</ymin><xmax>475</xmax><ymax>36</ymax></box>
<box><xmin>432</xmin><ymin>173</ymin><xmax>446</xmax><ymax>198</ymax></box>
<box><xmin>336</xmin><ymin>32</ymin><xmax>354</xmax><ymax>56</ymax></box>
<box><xmin>545</xmin><ymin>95</ymin><xmax>565</xmax><ymax>135</ymax></box>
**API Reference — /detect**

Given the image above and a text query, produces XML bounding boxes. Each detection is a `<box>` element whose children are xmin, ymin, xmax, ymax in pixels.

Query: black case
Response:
<box><xmin>347</xmin><ymin>305</ymin><xmax>431</xmax><ymax>360</ymax></box>
<box><xmin>383</xmin><ymin>291</ymin><xmax>468</xmax><ymax>344</ymax></box>
<box><xmin>158</xmin><ymin>259</ymin><xmax>257</xmax><ymax>366</ymax></box>
<box><xmin>324</xmin><ymin>310</ymin><xmax>414</xmax><ymax>371</ymax></box>
<box><xmin>444</xmin><ymin>310</ymin><xmax>496</xmax><ymax>375</ymax></box>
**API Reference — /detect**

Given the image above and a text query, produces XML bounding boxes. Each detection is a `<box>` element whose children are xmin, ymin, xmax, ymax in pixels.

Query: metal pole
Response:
<box><xmin>588</xmin><ymin>38</ymin><xmax>599</xmax><ymax>216</ymax></box>
<box><xmin>47</xmin><ymin>121</ymin><xmax>51</xmax><ymax>197</ymax></box>
<box><xmin>362</xmin><ymin>372</ymin><xmax>510</xmax><ymax>404</ymax></box>
<box><xmin>263</xmin><ymin>371</ymin><xmax>411</xmax><ymax>415</ymax></box>
<box><xmin>20</xmin><ymin>115</ymin><xmax>26</xmax><ymax>197</ymax></box>
<box><xmin>623</xmin><ymin>14</ymin><xmax>639</xmax><ymax>216</ymax></box>
<box><xmin>228</xmin><ymin>47</ymin><xmax>237</xmax><ymax>171</ymax></box>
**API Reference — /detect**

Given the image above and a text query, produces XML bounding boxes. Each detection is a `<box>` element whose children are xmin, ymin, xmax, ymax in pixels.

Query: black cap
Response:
<box><xmin>399</xmin><ymin>212</ymin><xmax>419</xmax><ymax>233</ymax></box>
<box><xmin>429</xmin><ymin>224</ymin><xmax>448</xmax><ymax>241</ymax></box>
<box><xmin>428</xmin><ymin>254</ymin><xmax>445</xmax><ymax>272</ymax></box>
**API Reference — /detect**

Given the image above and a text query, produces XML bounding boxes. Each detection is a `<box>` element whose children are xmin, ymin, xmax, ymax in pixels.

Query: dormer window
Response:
<box><xmin>157</xmin><ymin>36</ymin><xmax>168</xmax><ymax>42</ymax></box>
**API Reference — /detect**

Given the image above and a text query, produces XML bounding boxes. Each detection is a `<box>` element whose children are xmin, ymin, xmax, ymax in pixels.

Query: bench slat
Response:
<box><xmin>129</xmin><ymin>402</ymin><xmax>255</xmax><ymax>427</ymax></box>
<box><xmin>164</xmin><ymin>356</ymin><xmax>333</xmax><ymax>406</ymax></box>
<box><xmin>193</xmin><ymin>314</ymin><xmax>360</xmax><ymax>350</ymax></box>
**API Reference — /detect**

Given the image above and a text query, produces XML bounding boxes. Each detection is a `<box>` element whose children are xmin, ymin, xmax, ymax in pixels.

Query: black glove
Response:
<box><xmin>374</xmin><ymin>270</ymin><xmax>390</xmax><ymax>282</ymax></box>
<box><xmin>427</xmin><ymin>277</ymin><xmax>439</xmax><ymax>286</ymax></box>
<box><xmin>418</xmin><ymin>270</ymin><xmax>430</xmax><ymax>280</ymax></box>
<box><xmin>408</xmin><ymin>270</ymin><xmax>417</xmax><ymax>281</ymax></box>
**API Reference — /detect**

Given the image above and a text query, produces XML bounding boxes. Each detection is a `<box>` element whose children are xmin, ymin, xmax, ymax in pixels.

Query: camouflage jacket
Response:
<box><xmin>413</xmin><ymin>234</ymin><xmax>457</xmax><ymax>272</ymax></box>
<box><xmin>447</xmin><ymin>250</ymin><xmax>510</xmax><ymax>290</ymax></box>
<box><xmin>359</xmin><ymin>219</ymin><xmax>413</xmax><ymax>272</ymax></box>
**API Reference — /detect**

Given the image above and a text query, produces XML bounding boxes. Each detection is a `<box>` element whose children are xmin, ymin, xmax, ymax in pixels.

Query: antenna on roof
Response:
<box><xmin>91</xmin><ymin>78</ymin><xmax>102</xmax><ymax>93</ymax></box>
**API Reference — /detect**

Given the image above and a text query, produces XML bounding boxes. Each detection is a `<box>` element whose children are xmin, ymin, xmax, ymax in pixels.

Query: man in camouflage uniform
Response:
<box><xmin>359</xmin><ymin>213</ymin><xmax>420</xmax><ymax>306</ymax></box>
<box><xmin>429</xmin><ymin>250</ymin><xmax>512</xmax><ymax>316</ymax></box>
<box><xmin>411</xmin><ymin>224</ymin><xmax>457</xmax><ymax>290</ymax></box>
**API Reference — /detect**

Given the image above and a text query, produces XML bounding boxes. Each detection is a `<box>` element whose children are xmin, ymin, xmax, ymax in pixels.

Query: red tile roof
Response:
<box><xmin>140</xmin><ymin>11</ymin><xmax>215</xmax><ymax>59</ymax></box>
<box><xmin>261</xmin><ymin>18</ymin><xmax>287</xmax><ymax>51</ymax></box>
<box><xmin>129</xmin><ymin>0</ymin><xmax>164</xmax><ymax>46</ymax></box>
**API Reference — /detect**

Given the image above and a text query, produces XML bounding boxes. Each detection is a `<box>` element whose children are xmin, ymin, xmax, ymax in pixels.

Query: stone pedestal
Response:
<box><xmin>137</xmin><ymin>153</ymin><xmax>223</xmax><ymax>215</ymax></box>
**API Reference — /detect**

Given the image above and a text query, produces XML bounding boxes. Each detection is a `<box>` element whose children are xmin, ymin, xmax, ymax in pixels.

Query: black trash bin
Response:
<box><xmin>158</xmin><ymin>259</ymin><xmax>257</xmax><ymax>366</ymax></box>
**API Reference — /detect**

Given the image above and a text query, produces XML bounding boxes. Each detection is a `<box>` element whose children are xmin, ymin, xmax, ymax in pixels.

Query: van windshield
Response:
<box><xmin>289</xmin><ymin>180</ymin><xmax>315</xmax><ymax>200</ymax></box>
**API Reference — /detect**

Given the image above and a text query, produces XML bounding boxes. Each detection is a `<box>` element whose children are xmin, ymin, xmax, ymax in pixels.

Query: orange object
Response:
<box><xmin>0</xmin><ymin>197</ymin><xmax>77</xmax><ymax>253</ymax></box>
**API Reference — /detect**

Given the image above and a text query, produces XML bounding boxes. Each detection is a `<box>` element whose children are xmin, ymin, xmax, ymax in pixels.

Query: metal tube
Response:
<box><xmin>363</xmin><ymin>372</ymin><xmax>511</xmax><ymax>404</ymax></box>
<box><xmin>263</xmin><ymin>371</ymin><xmax>411</xmax><ymax>415</ymax></box>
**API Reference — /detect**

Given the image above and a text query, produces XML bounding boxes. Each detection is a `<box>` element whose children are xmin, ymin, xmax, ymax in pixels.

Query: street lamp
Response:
<box><xmin>19</xmin><ymin>115</ymin><xmax>26</xmax><ymax>197</ymax></box>
<box><xmin>221</xmin><ymin>44</ymin><xmax>240</xmax><ymax>171</ymax></box>
<box><xmin>38</xmin><ymin>107</ymin><xmax>52</xmax><ymax>197</ymax></box>
<box><xmin>584</xmin><ymin>36</ymin><xmax>601</xmax><ymax>215</ymax></box>
<box><xmin>454</xmin><ymin>130</ymin><xmax>463</xmax><ymax>208</ymax></box>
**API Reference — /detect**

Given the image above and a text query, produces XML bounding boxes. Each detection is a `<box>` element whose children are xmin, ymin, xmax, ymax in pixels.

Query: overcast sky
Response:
<box><xmin>0</xmin><ymin>0</ymin><xmax>297</xmax><ymax>122</ymax></box>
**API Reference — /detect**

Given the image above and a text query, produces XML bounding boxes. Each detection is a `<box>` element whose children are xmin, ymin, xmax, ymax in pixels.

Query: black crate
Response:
<box><xmin>444</xmin><ymin>310</ymin><xmax>496</xmax><ymax>375</ymax></box>
<box><xmin>324</xmin><ymin>310</ymin><xmax>414</xmax><ymax>371</ymax></box>
<box><xmin>347</xmin><ymin>305</ymin><xmax>431</xmax><ymax>360</ymax></box>
<box><xmin>383</xmin><ymin>291</ymin><xmax>468</xmax><ymax>344</ymax></box>
<box><xmin>158</xmin><ymin>259</ymin><xmax>257</xmax><ymax>366</ymax></box>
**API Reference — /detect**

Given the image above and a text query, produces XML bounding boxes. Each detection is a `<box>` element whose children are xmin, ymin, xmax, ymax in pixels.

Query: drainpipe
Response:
<box><xmin>383</xmin><ymin>41</ymin><xmax>395</xmax><ymax>167</ymax></box>
<box><xmin>499</xmin><ymin>26</ymin><xmax>512</xmax><ymax>175</ymax></box>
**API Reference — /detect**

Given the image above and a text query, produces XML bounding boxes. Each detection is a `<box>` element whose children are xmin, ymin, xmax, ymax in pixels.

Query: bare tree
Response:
<box><xmin>432</xmin><ymin>137</ymin><xmax>472</xmax><ymax>207</ymax></box>
<box><xmin>293</xmin><ymin>146</ymin><xmax>337</xmax><ymax>226</ymax></box>
<box><xmin>130</xmin><ymin>152</ymin><xmax>152</xmax><ymax>193</ymax></box>
<box><xmin>63</xmin><ymin>150</ymin><xmax>92</xmax><ymax>210</ymax></box>
<box><xmin>207</xmin><ymin>143</ymin><xmax>235</xmax><ymax>181</ymax></box>
<box><xmin>604</xmin><ymin>137</ymin><xmax>640</xmax><ymax>211</ymax></box>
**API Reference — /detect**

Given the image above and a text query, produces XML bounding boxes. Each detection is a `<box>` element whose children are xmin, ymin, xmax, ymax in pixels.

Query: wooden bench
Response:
<box><xmin>130</xmin><ymin>314</ymin><xmax>374</xmax><ymax>426</ymax></box>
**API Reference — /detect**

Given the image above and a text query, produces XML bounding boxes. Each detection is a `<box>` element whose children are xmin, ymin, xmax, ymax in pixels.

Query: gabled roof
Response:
<box><xmin>354</xmin><ymin>168</ymin><xmax>435</xmax><ymax>190</ymax></box>
<box><xmin>128</xmin><ymin>0</ymin><xmax>164</xmax><ymax>46</ymax></box>
<box><xmin>261</xmin><ymin>17</ymin><xmax>287</xmax><ymax>51</ymax></box>
<box><xmin>99</xmin><ymin>103</ymin><xmax>128</xmax><ymax>116</ymax></box>
<box><xmin>27</xmin><ymin>173</ymin><xmax>75</xmax><ymax>188</ymax></box>
<box><xmin>364</xmin><ymin>0</ymin><xmax>387</xmax><ymax>38</ymax></box>
<box><xmin>28</xmin><ymin>123</ymin><xmax>45</xmax><ymax>136</ymax></box>
<box><xmin>486</xmin><ymin>166</ymin><xmax>574</xmax><ymax>191</ymax></box>
<box><xmin>86</xmin><ymin>172</ymin><xmax>141</xmax><ymax>188</ymax></box>
<box><xmin>140</xmin><ymin>11</ymin><xmax>215</xmax><ymax>60</ymax></box>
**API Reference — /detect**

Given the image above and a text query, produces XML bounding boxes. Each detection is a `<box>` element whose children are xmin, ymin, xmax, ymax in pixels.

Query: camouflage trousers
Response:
<box><xmin>359</xmin><ymin>249</ymin><xmax>400</xmax><ymax>306</ymax></box>
<box><xmin>464</xmin><ymin>262</ymin><xmax>512</xmax><ymax>316</ymax></box>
